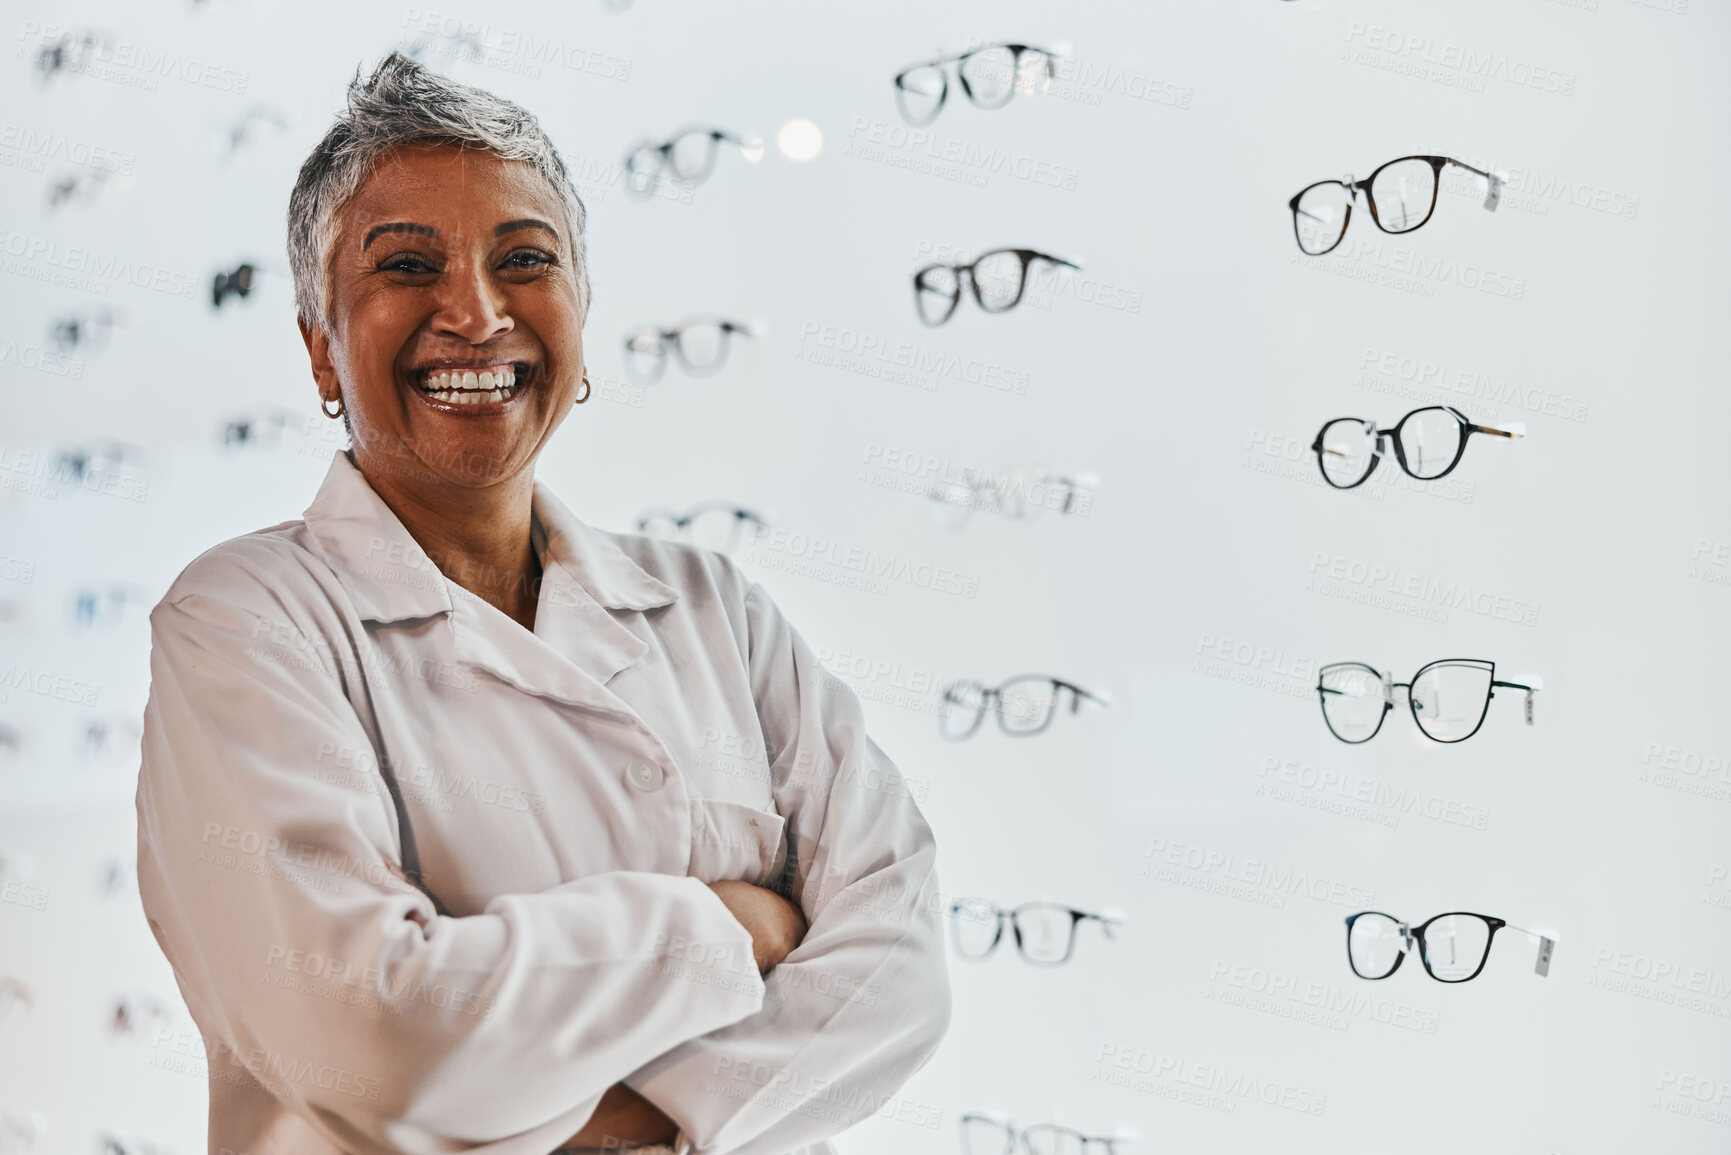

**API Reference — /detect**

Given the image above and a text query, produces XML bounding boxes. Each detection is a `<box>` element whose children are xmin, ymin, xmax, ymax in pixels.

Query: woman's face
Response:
<box><xmin>301</xmin><ymin>144</ymin><xmax>585</xmax><ymax>494</ymax></box>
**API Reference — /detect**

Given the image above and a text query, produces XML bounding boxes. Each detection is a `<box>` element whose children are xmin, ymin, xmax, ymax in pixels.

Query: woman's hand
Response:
<box><xmin>708</xmin><ymin>880</ymin><xmax>808</xmax><ymax>973</ymax></box>
<box><xmin>556</xmin><ymin>1082</ymin><xmax>678</xmax><ymax>1150</ymax></box>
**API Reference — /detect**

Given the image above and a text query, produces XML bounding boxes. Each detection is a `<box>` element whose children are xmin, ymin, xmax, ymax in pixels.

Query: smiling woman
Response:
<box><xmin>135</xmin><ymin>53</ymin><xmax>949</xmax><ymax>1155</ymax></box>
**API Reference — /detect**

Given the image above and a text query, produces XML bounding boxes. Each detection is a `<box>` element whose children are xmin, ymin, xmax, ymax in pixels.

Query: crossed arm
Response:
<box><xmin>559</xmin><ymin>881</ymin><xmax>808</xmax><ymax>1150</ymax></box>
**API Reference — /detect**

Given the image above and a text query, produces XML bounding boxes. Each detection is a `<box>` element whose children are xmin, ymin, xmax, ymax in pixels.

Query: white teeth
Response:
<box><xmin>417</xmin><ymin>364</ymin><xmax>521</xmax><ymax>402</ymax></box>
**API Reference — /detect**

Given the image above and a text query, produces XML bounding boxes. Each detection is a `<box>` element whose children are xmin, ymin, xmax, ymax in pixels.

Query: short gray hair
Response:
<box><xmin>287</xmin><ymin>52</ymin><xmax>590</xmax><ymax>333</ymax></box>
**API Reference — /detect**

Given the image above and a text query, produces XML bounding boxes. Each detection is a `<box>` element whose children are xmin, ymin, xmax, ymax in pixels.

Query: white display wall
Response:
<box><xmin>2</xmin><ymin>0</ymin><xmax>1729</xmax><ymax>1151</ymax></box>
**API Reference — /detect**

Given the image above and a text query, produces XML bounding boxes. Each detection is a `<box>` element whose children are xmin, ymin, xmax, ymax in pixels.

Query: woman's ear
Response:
<box><xmin>297</xmin><ymin>314</ymin><xmax>341</xmax><ymax>402</ymax></box>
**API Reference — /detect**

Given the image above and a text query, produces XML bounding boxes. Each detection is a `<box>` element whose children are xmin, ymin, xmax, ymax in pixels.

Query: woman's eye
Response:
<box><xmin>502</xmin><ymin>249</ymin><xmax>555</xmax><ymax>270</ymax></box>
<box><xmin>379</xmin><ymin>254</ymin><xmax>437</xmax><ymax>274</ymax></box>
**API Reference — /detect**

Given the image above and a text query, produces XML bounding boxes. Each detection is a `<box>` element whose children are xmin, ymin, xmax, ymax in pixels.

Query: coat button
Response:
<box><xmin>625</xmin><ymin>759</ymin><xmax>665</xmax><ymax>792</ymax></box>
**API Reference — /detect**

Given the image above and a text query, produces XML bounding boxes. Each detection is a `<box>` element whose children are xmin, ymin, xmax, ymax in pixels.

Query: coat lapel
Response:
<box><xmin>302</xmin><ymin>451</ymin><xmax>680</xmax><ymax>718</ymax></box>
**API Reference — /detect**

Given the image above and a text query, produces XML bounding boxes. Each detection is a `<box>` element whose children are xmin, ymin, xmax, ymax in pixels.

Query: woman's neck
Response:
<box><xmin>354</xmin><ymin>452</ymin><xmax>544</xmax><ymax>632</ymax></box>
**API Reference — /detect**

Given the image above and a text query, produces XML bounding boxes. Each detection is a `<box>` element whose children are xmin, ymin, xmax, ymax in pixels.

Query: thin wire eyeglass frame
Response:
<box><xmin>1317</xmin><ymin>658</ymin><xmax>1539</xmax><ymax>744</ymax></box>
<box><xmin>959</xmin><ymin>1112</ymin><xmax>1138</xmax><ymax>1155</ymax></box>
<box><xmin>939</xmin><ymin>675</ymin><xmax>1111</xmax><ymax>740</ymax></box>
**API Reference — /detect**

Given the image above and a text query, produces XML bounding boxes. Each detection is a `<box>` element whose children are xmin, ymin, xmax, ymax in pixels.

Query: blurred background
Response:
<box><xmin>2</xmin><ymin>0</ymin><xmax>1729</xmax><ymax>1152</ymax></box>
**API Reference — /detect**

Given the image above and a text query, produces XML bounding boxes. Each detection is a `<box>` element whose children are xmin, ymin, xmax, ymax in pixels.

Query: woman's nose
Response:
<box><xmin>431</xmin><ymin>261</ymin><xmax>514</xmax><ymax>344</ymax></box>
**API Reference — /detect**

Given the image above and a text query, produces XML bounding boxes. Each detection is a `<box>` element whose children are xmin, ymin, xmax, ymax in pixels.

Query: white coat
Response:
<box><xmin>135</xmin><ymin>450</ymin><xmax>951</xmax><ymax>1155</ymax></box>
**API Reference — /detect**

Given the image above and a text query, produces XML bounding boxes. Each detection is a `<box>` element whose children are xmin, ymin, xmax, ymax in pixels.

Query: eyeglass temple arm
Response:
<box><xmin>1442</xmin><ymin>157</ymin><xmax>1504</xmax><ymax>188</ymax></box>
<box><xmin>1058</xmin><ymin>682</ymin><xmax>1112</xmax><ymax>711</ymax></box>
<box><xmin>1493</xmin><ymin>676</ymin><xmax>1543</xmax><ymax>723</ymax></box>
<box><xmin>1467</xmin><ymin>421</ymin><xmax>1526</xmax><ymax>439</ymax></box>
<box><xmin>1085</xmin><ymin>908</ymin><xmax>1128</xmax><ymax>938</ymax></box>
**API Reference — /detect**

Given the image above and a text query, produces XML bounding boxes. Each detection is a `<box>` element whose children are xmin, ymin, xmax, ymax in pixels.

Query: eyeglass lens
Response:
<box><xmin>1368</xmin><ymin>158</ymin><xmax>1438</xmax><ymax>233</ymax></box>
<box><xmin>1292</xmin><ymin>182</ymin><xmax>1351</xmax><ymax>255</ymax></box>
<box><xmin>950</xmin><ymin>898</ymin><xmax>1002</xmax><ymax>957</ymax></box>
<box><xmin>1394</xmin><ymin>407</ymin><xmax>1465</xmax><ymax>478</ymax></box>
<box><xmin>1022</xmin><ymin>1124</ymin><xmax>1091</xmax><ymax>1155</ymax></box>
<box><xmin>996</xmin><ymin>677</ymin><xmax>1057</xmax><ymax>734</ymax></box>
<box><xmin>1318</xmin><ymin>664</ymin><xmax>1385</xmax><ymax>742</ymax></box>
<box><xmin>1409</xmin><ymin>661</ymin><xmax>1493</xmax><ymax>741</ymax></box>
<box><xmin>1316</xmin><ymin>419</ymin><xmax>1378</xmax><ymax>487</ymax></box>
<box><xmin>1011</xmin><ymin>903</ymin><xmax>1076</xmax><ymax>963</ymax></box>
<box><xmin>1420</xmin><ymin>913</ymin><xmax>1494</xmax><ymax>981</ymax></box>
<box><xmin>1347</xmin><ymin>912</ymin><xmax>1405</xmax><ymax>978</ymax></box>
<box><xmin>960</xmin><ymin>1116</ymin><xmax>1015</xmax><ymax>1155</ymax></box>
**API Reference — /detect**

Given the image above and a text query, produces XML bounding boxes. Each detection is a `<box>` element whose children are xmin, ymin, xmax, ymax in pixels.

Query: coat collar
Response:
<box><xmin>301</xmin><ymin>451</ymin><xmax>678</xmax><ymax>701</ymax></box>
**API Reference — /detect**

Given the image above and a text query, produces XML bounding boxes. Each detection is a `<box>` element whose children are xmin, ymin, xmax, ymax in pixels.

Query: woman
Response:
<box><xmin>135</xmin><ymin>54</ymin><xmax>949</xmax><ymax>1155</ymax></box>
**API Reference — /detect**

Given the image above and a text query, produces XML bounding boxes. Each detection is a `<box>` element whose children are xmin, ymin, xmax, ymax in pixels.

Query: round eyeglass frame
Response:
<box><xmin>1312</xmin><ymin>405</ymin><xmax>1476</xmax><ymax>489</ymax></box>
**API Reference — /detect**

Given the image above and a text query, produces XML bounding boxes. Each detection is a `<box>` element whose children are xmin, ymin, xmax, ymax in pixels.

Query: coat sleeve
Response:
<box><xmin>621</xmin><ymin>581</ymin><xmax>952</xmax><ymax>1154</ymax></box>
<box><xmin>135</xmin><ymin>569</ymin><xmax>767</xmax><ymax>1155</ymax></box>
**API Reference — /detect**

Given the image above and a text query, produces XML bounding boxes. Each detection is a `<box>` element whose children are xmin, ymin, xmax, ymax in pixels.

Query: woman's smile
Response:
<box><xmin>407</xmin><ymin>358</ymin><xmax>539</xmax><ymax>412</ymax></box>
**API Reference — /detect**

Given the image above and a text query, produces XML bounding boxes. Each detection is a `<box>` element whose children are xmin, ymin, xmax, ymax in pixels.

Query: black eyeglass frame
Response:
<box><xmin>892</xmin><ymin>43</ymin><xmax>1059</xmax><ymax>125</ymax></box>
<box><xmin>939</xmin><ymin>674</ymin><xmax>1109</xmax><ymax>740</ymax></box>
<box><xmin>622</xmin><ymin>317</ymin><xmax>759</xmax><ymax>384</ymax></box>
<box><xmin>1288</xmin><ymin>155</ymin><xmax>1499</xmax><ymax>256</ymax></box>
<box><xmin>1345</xmin><ymin>910</ymin><xmax>1513</xmax><ymax>983</ymax></box>
<box><xmin>1317</xmin><ymin>658</ymin><xmax>1536</xmax><ymax>744</ymax></box>
<box><xmin>913</xmin><ymin>249</ymin><xmax>1082</xmax><ymax>327</ymax></box>
<box><xmin>947</xmin><ymin>899</ymin><xmax>1123</xmax><ymax>967</ymax></box>
<box><xmin>1311</xmin><ymin>405</ymin><xmax>1520</xmax><ymax>489</ymax></box>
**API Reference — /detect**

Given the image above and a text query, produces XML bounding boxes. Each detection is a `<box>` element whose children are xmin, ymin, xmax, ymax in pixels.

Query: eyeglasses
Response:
<box><xmin>224</xmin><ymin>103</ymin><xmax>290</xmax><ymax>156</ymax></box>
<box><xmin>961</xmin><ymin>1113</ymin><xmax>1138</xmax><ymax>1155</ymax></box>
<box><xmin>71</xmin><ymin>583</ymin><xmax>154</xmax><ymax>629</ymax></box>
<box><xmin>914</xmin><ymin>249</ymin><xmax>1081</xmax><ymax>326</ymax></box>
<box><xmin>1290</xmin><ymin>155</ymin><xmax>1504</xmax><ymax>256</ymax></box>
<box><xmin>49</xmin><ymin>308</ymin><xmax>117</xmax><ymax>352</ymax></box>
<box><xmin>623</xmin><ymin>317</ymin><xmax>762</xmax><ymax>384</ymax></box>
<box><xmin>48</xmin><ymin>169</ymin><xmax>110</xmax><ymax>210</ymax></box>
<box><xmin>212</xmin><ymin>262</ymin><xmax>257</xmax><ymax>308</ymax></box>
<box><xmin>1346</xmin><ymin>911</ymin><xmax>1553</xmax><ymax>983</ymax></box>
<box><xmin>1313</xmin><ymin>406</ymin><xmax>1523</xmax><ymax>489</ymax></box>
<box><xmin>948</xmin><ymin>898</ymin><xmax>1125</xmax><ymax>966</ymax></box>
<box><xmin>1318</xmin><ymin>659</ymin><xmax>1540</xmax><ymax>744</ymax></box>
<box><xmin>624</xmin><ymin>127</ymin><xmax>764</xmax><ymax>197</ymax></box>
<box><xmin>220</xmin><ymin>408</ymin><xmax>301</xmax><ymax>450</ymax></box>
<box><xmin>56</xmin><ymin>440</ymin><xmax>143</xmax><ymax>483</ymax></box>
<box><xmin>928</xmin><ymin>466</ymin><xmax>1098</xmax><ymax>531</ymax></box>
<box><xmin>893</xmin><ymin>44</ymin><xmax>1059</xmax><ymax>126</ymax></box>
<box><xmin>636</xmin><ymin>503</ymin><xmax>768</xmax><ymax>554</ymax></box>
<box><xmin>109</xmin><ymin>994</ymin><xmax>171</xmax><ymax>1037</ymax></box>
<box><xmin>940</xmin><ymin>675</ymin><xmax>1110</xmax><ymax>740</ymax></box>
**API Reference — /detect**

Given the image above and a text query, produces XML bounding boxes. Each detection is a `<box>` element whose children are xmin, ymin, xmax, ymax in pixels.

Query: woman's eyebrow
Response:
<box><xmin>363</xmin><ymin>222</ymin><xmax>436</xmax><ymax>250</ymax></box>
<box><xmin>493</xmin><ymin>218</ymin><xmax>559</xmax><ymax>240</ymax></box>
